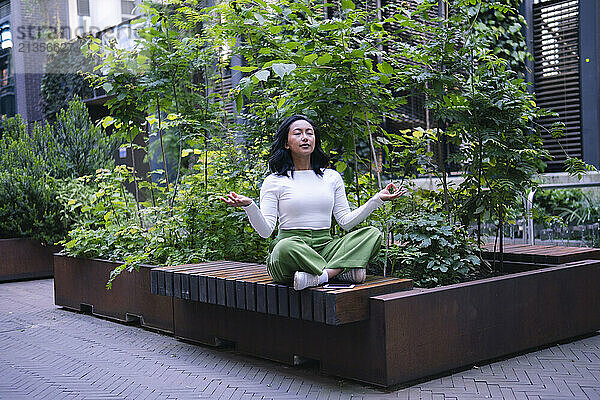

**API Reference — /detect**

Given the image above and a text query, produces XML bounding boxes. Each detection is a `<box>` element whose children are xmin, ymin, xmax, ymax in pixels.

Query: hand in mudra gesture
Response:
<box><xmin>220</xmin><ymin>191</ymin><xmax>252</xmax><ymax>207</ymax></box>
<box><xmin>377</xmin><ymin>182</ymin><xmax>406</xmax><ymax>201</ymax></box>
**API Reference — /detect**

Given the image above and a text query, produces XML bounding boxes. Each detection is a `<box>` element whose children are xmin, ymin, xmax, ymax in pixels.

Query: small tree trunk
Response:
<box><xmin>169</xmin><ymin>81</ymin><xmax>183</xmax><ymax>211</ymax></box>
<box><xmin>362</xmin><ymin>105</ymin><xmax>388</xmax><ymax>276</ymax></box>
<box><xmin>156</xmin><ymin>95</ymin><xmax>170</xmax><ymax>195</ymax></box>
<box><xmin>436</xmin><ymin>125</ymin><xmax>449</xmax><ymax>216</ymax></box>
<box><xmin>499</xmin><ymin>203</ymin><xmax>504</xmax><ymax>273</ymax></box>
<box><xmin>128</xmin><ymin>128</ymin><xmax>144</xmax><ymax>229</ymax></box>
<box><xmin>351</xmin><ymin>115</ymin><xmax>360</xmax><ymax>206</ymax></box>
<box><xmin>362</xmin><ymin>105</ymin><xmax>382</xmax><ymax>189</ymax></box>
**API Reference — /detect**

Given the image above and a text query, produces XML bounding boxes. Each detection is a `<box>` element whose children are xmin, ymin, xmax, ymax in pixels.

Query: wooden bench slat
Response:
<box><xmin>277</xmin><ymin>285</ymin><xmax>289</xmax><ymax>317</ymax></box>
<box><xmin>288</xmin><ymin>287</ymin><xmax>301</xmax><ymax>319</ymax></box>
<box><xmin>234</xmin><ymin>273</ymin><xmax>270</xmax><ymax>311</ymax></box>
<box><xmin>267</xmin><ymin>283</ymin><xmax>278</xmax><ymax>315</ymax></box>
<box><xmin>163</xmin><ymin>265</ymin><xmax>212</xmax><ymax>298</ymax></box>
<box><xmin>482</xmin><ymin>244</ymin><xmax>600</xmax><ymax>265</ymax></box>
<box><xmin>312</xmin><ymin>290</ymin><xmax>325</xmax><ymax>323</ymax></box>
<box><xmin>301</xmin><ymin>290</ymin><xmax>313</xmax><ymax>321</ymax></box>
<box><xmin>149</xmin><ymin>261</ymin><xmax>413</xmax><ymax>325</ymax></box>
<box><xmin>256</xmin><ymin>281</ymin><xmax>268</xmax><ymax>313</ymax></box>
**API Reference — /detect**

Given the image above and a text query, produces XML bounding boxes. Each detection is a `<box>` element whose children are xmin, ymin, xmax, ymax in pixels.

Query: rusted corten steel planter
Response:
<box><xmin>171</xmin><ymin>259</ymin><xmax>600</xmax><ymax>387</ymax></box>
<box><xmin>0</xmin><ymin>238</ymin><xmax>56</xmax><ymax>282</ymax></box>
<box><xmin>53</xmin><ymin>255</ymin><xmax>173</xmax><ymax>333</ymax></box>
<box><xmin>369</xmin><ymin>259</ymin><xmax>600</xmax><ymax>386</ymax></box>
<box><xmin>54</xmin><ymin>251</ymin><xmax>600</xmax><ymax>387</ymax></box>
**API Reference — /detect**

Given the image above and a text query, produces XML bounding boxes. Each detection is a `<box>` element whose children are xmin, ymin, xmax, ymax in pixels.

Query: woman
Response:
<box><xmin>221</xmin><ymin>115</ymin><xmax>403</xmax><ymax>290</ymax></box>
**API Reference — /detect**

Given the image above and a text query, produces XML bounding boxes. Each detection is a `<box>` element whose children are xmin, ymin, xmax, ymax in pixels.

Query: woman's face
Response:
<box><xmin>285</xmin><ymin>119</ymin><xmax>315</xmax><ymax>158</ymax></box>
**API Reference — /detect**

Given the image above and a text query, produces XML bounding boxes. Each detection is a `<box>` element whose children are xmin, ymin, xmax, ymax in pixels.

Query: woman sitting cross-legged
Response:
<box><xmin>220</xmin><ymin>115</ymin><xmax>404</xmax><ymax>290</ymax></box>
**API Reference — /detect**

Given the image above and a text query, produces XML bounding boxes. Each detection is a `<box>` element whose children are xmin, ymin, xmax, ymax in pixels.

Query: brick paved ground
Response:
<box><xmin>0</xmin><ymin>279</ymin><xmax>599</xmax><ymax>400</ymax></box>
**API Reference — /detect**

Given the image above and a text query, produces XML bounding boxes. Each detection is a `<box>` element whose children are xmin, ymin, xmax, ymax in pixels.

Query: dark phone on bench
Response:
<box><xmin>322</xmin><ymin>283</ymin><xmax>355</xmax><ymax>289</ymax></box>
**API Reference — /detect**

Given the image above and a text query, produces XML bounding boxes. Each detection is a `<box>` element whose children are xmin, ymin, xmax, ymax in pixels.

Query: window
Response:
<box><xmin>532</xmin><ymin>0</ymin><xmax>581</xmax><ymax>170</ymax></box>
<box><xmin>0</xmin><ymin>50</ymin><xmax>10</xmax><ymax>87</ymax></box>
<box><xmin>0</xmin><ymin>21</ymin><xmax>10</xmax><ymax>49</ymax></box>
<box><xmin>0</xmin><ymin>1</ymin><xmax>9</xmax><ymax>19</ymax></box>
<box><xmin>121</xmin><ymin>0</ymin><xmax>135</xmax><ymax>15</ymax></box>
<box><xmin>0</xmin><ymin>39</ymin><xmax>14</xmax><ymax>118</ymax></box>
<box><xmin>77</xmin><ymin>0</ymin><xmax>90</xmax><ymax>17</ymax></box>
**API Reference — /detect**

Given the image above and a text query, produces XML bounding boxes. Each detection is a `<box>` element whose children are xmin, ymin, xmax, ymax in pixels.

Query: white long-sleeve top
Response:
<box><xmin>242</xmin><ymin>169</ymin><xmax>384</xmax><ymax>238</ymax></box>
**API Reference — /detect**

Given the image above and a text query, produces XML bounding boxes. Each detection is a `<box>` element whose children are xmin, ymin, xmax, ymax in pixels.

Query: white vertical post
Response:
<box><xmin>526</xmin><ymin>189</ymin><xmax>537</xmax><ymax>245</ymax></box>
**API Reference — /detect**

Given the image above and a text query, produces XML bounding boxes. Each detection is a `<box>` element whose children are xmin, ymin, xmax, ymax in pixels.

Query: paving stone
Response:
<box><xmin>1</xmin><ymin>279</ymin><xmax>600</xmax><ymax>400</ymax></box>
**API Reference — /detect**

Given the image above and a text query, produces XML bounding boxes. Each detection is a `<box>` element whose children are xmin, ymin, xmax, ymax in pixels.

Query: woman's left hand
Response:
<box><xmin>377</xmin><ymin>182</ymin><xmax>406</xmax><ymax>202</ymax></box>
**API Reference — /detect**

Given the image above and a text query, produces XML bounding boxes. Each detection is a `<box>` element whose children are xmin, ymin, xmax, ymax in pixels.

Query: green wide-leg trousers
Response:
<box><xmin>266</xmin><ymin>226</ymin><xmax>383</xmax><ymax>284</ymax></box>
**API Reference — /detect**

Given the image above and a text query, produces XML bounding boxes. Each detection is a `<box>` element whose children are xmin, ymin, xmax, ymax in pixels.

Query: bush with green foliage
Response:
<box><xmin>0</xmin><ymin>115</ymin><xmax>61</xmax><ymax>243</ymax></box>
<box><xmin>0</xmin><ymin>173</ymin><xmax>67</xmax><ymax>244</ymax></box>
<box><xmin>51</xmin><ymin>97</ymin><xmax>119</xmax><ymax>178</ymax></box>
<box><xmin>534</xmin><ymin>189</ymin><xmax>600</xmax><ymax>227</ymax></box>
<box><xmin>60</xmin><ymin>140</ymin><xmax>270</xmax><ymax>288</ymax></box>
<box><xmin>0</xmin><ymin>98</ymin><xmax>115</xmax><ymax>243</ymax></box>
<box><xmin>375</xmin><ymin>211</ymin><xmax>482</xmax><ymax>288</ymax></box>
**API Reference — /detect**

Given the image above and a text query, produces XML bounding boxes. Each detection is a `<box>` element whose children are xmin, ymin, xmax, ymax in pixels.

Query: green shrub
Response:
<box><xmin>0</xmin><ymin>173</ymin><xmax>67</xmax><ymax>244</ymax></box>
<box><xmin>1</xmin><ymin>98</ymin><xmax>117</xmax><ymax>179</ymax></box>
<box><xmin>374</xmin><ymin>211</ymin><xmax>482</xmax><ymax>288</ymax></box>
<box><xmin>0</xmin><ymin>99</ymin><xmax>116</xmax><ymax>243</ymax></box>
<box><xmin>534</xmin><ymin>189</ymin><xmax>600</xmax><ymax>227</ymax></box>
<box><xmin>51</xmin><ymin>98</ymin><xmax>118</xmax><ymax>178</ymax></box>
<box><xmin>60</xmin><ymin>147</ymin><xmax>270</xmax><ymax>288</ymax></box>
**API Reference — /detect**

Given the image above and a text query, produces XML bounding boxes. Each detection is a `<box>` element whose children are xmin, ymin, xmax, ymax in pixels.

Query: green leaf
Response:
<box><xmin>271</xmin><ymin>63</ymin><xmax>297</xmax><ymax>78</ymax></box>
<box><xmin>146</xmin><ymin>115</ymin><xmax>158</xmax><ymax>125</ymax></box>
<box><xmin>303</xmin><ymin>54</ymin><xmax>318</xmax><ymax>63</ymax></box>
<box><xmin>377</xmin><ymin>61</ymin><xmax>394</xmax><ymax>74</ymax></box>
<box><xmin>335</xmin><ymin>161</ymin><xmax>347</xmax><ymax>173</ymax></box>
<box><xmin>269</xmin><ymin>25</ymin><xmax>283</xmax><ymax>34</ymax></box>
<box><xmin>235</xmin><ymin>92</ymin><xmax>243</xmax><ymax>113</ymax></box>
<box><xmin>253</xmin><ymin>69</ymin><xmax>270</xmax><ymax>82</ymax></box>
<box><xmin>269</xmin><ymin>3</ymin><xmax>282</xmax><ymax>12</ymax></box>
<box><xmin>350</xmin><ymin>49</ymin><xmax>365</xmax><ymax>58</ymax></box>
<box><xmin>101</xmin><ymin>116</ymin><xmax>115</xmax><ymax>129</ymax></box>
<box><xmin>317</xmin><ymin>54</ymin><xmax>332</xmax><ymax>65</ymax></box>
<box><xmin>230</xmin><ymin>66</ymin><xmax>258</xmax><ymax>73</ymax></box>
<box><xmin>263</xmin><ymin>59</ymin><xmax>290</xmax><ymax>68</ymax></box>
<box><xmin>136</xmin><ymin>55</ymin><xmax>148</xmax><ymax>66</ymax></box>
<box><xmin>285</xmin><ymin>42</ymin><xmax>301</xmax><ymax>50</ymax></box>
<box><xmin>341</xmin><ymin>0</ymin><xmax>355</xmax><ymax>10</ymax></box>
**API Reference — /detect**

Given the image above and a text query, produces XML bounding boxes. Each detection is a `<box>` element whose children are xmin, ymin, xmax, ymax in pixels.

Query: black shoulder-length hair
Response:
<box><xmin>268</xmin><ymin>115</ymin><xmax>330</xmax><ymax>177</ymax></box>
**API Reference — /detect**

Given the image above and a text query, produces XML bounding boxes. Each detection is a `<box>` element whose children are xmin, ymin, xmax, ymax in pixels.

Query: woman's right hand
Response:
<box><xmin>220</xmin><ymin>191</ymin><xmax>252</xmax><ymax>207</ymax></box>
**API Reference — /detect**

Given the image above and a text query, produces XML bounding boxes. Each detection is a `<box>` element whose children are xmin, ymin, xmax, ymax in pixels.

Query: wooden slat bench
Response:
<box><xmin>482</xmin><ymin>243</ymin><xmax>600</xmax><ymax>268</ymax></box>
<box><xmin>150</xmin><ymin>261</ymin><xmax>412</xmax><ymax>325</ymax></box>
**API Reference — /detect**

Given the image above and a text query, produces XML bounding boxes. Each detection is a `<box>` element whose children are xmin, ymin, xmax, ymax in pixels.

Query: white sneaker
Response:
<box><xmin>293</xmin><ymin>271</ymin><xmax>320</xmax><ymax>291</ymax></box>
<box><xmin>334</xmin><ymin>268</ymin><xmax>366</xmax><ymax>283</ymax></box>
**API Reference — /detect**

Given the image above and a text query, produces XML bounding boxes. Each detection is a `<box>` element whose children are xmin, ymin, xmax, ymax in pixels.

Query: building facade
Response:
<box><xmin>522</xmin><ymin>0</ymin><xmax>600</xmax><ymax>171</ymax></box>
<box><xmin>0</xmin><ymin>0</ymin><xmax>140</xmax><ymax>123</ymax></box>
